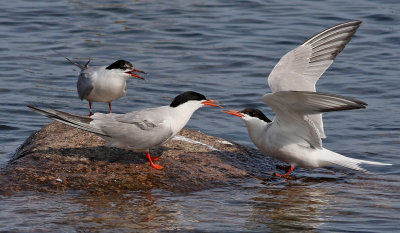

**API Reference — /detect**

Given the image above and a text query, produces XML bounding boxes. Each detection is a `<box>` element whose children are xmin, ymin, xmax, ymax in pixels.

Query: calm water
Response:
<box><xmin>1</xmin><ymin>0</ymin><xmax>400</xmax><ymax>231</ymax></box>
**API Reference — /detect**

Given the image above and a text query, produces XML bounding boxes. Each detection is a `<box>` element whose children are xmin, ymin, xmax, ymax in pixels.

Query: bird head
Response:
<box><xmin>170</xmin><ymin>91</ymin><xmax>223</xmax><ymax>109</ymax></box>
<box><xmin>223</xmin><ymin>108</ymin><xmax>271</xmax><ymax>123</ymax></box>
<box><xmin>106</xmin><ymin>60</ymin><xmax>147</xmax><ymax>80</ymax></box>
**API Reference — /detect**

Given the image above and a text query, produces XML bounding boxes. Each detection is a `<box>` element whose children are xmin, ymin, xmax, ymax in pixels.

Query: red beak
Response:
<box><xmin>202</xmin><ymin>99</ymin><xmax>223</xmax><ymax>108</ymax></box>
<box><xmin>222</xmin><ymin>109</ymin><xmax>244</xmax><ymax>117</ymax></box>
<box><xmin>126</xmin><ymin>68</ymin><xmax>147</xmax><ymax>80</ymax></box>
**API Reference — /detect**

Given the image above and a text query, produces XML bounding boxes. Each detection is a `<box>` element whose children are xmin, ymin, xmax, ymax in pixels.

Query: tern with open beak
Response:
<box><xmin>65</xmin><ymin>57</ymin><xmax>146</xmax><ymax>115</ymax></box>
<box><xmin>223</xmin><ymin>21</ymin><xmax>391</xmax><ymax>177</ymax></box>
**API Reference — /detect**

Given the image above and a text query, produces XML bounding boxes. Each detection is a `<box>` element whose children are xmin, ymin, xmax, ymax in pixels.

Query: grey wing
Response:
<box><xmin>267</xmin><ymin>21</ymin><xmax>361</xmax><ymax>138</ymax></box>
<box><xmin>105</xmin><ymin>106</ymin><xmax>170</xmax><ymax>130</ymax></box>
<box><xmin>77</xmin><ymin>71</ymin><xmax>93</xmax><ymax>100</ymax></box>
<box><xmin>91</xmin><ymin>108</ymin><xmax>173</xmax><ymax>149</ymax></box>
<box><xmin>27</xmin><ymin>106</ymin><xmax>106</xmax><ymax>136</ymax></box>
<box><xmin>267</xmin><ymin>21</ymin><xmax>361</xmax><ymax>92</ymax></box>
<box><xmin>262</xmin><ymin>91</ymin><xmax>367</xmax><ymax>149</ymax></box>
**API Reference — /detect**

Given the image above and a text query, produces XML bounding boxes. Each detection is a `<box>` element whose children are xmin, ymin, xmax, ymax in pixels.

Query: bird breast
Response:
<box><xmin>87</xmin><ymin>73</ymin><xmax>127</xmax><ymax>102</ymax></box>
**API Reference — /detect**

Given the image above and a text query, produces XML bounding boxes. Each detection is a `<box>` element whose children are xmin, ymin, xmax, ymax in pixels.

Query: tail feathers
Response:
<box><xmin>27</xmin><ymin>106</ymin><xmax>107</xmax><ymax>136</ymax></box>
<box><xmin>66</xmin><ymin>57</ymin><xmax>90</xmax><ymax>70</ymax></box>
<box><xmin>324</xmin><ymin>150</ymin><xmax>391</xmax><ymax>172</ymax></box>
<box><xmin>52</xmin><ymin>50</ymin><xmax>90</xmax><ymax>70</ymax></box>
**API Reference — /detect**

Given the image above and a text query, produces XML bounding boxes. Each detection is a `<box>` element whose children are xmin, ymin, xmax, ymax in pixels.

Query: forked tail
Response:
<box><xmin>52</xmin><ymin>50</ymin><xmax>90</xmax><ymax>70</ymax></box>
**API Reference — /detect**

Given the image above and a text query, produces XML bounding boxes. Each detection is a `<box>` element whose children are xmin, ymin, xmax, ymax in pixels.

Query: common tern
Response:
<box><xmin>65</xmin><ymin>57</ymin><xmax>146</xmax><ymax>115</ymax></box>
<box><xmin>223</xmin><ymin>21</ymin><xmax>391</xmax><ymax>177</ymax></box>
<box><xmin>28</xmin><ymin>91</ymin><xmax>222</xmax><ymax>170</ymax></box>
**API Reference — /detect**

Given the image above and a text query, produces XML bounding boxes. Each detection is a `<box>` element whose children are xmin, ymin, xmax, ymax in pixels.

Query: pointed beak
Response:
<box><xmin>202</xmin><ymin>99</ymin><xmax>223</xmax><ymax>108</ymax></box>
<box><xmin>126</xmin><ymin>68</ymin><xmax>147</xmax><ymax>81</ymax></box>
<box><xmin>222</xmin><ymin>109</ymin><xmax>244</xmax><ymax>117</ymax></box>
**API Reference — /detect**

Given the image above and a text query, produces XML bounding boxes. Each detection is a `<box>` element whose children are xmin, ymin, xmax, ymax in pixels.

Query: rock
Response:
<box><xmin>1</xmin><ymin>121</ymin><xmax>277</xmax><ymax>194</ymax></box>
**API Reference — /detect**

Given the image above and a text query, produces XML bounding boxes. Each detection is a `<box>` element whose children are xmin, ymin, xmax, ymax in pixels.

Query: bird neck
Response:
<box><xmin>169</xmin><ymin>102</ymin><xmax>202</xmax><ymax>134</ymax></box>
<box><xmin>96</xmin><ymin>67</ymin><xmax>129</xmax><ymax>81</ymax></box>
<box><xmin>244</xmin><ymin>118</ymin><xmax>270</xmax><ymax>145</ymax></box>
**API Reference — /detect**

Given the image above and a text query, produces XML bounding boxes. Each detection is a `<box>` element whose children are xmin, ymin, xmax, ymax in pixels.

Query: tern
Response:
<box><xmin>223</xmin><ymin>21</ymin><xmax>391</xmax><ymax>177</ymax></box>
<box><xmin>65</xmin><ymin>57</ymin><xmax>146</xmax><ymax>115</ymax></box>
<box><xmin>28</xmin><ymin>91</ymin><xmax>222</xmax><ymax>170</ymax></box>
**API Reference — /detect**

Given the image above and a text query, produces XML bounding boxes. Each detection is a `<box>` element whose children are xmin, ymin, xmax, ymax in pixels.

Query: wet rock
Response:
<box><xmin>1</xmin><ymin>121</ymin><xmax>277</xmax><ymax>194</ymax></box>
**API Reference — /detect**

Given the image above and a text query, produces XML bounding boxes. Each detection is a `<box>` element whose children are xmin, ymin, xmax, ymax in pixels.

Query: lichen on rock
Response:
<box><xmin>1</xmin><ymin>121</ymin><xmax>276</xmax><ymax>194</ymax></box>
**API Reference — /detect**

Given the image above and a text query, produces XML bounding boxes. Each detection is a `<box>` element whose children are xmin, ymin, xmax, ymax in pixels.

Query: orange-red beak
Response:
<box><xmin>126</xmin><ymin>68</ymin><xmax>147</xmax><ymax>80</ymax></box>
<box><xmin>222</xmin><ymin>109</ymin><xmax>244</xmax><ymax>117</ymax></box>
<box><xmin>202</xmin><ymin>99</ymin><xmax>223</xmax><ymax>108</ymax></box>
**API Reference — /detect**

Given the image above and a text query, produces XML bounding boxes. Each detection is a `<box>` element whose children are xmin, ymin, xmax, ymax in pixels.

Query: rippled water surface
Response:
<box><xmin>1</xmin><ymin>0</ymin><xmax>400</xmax><ymax>232</ymax></box>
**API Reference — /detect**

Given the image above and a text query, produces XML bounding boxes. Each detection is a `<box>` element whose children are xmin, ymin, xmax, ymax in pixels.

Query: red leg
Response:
<box><xmin>274</xmin><ymin>165</ymin><xmax>294</xmax><ymax>177</ymax></box>
<box><xmin>88</xmin><ymin>101</ymin><xmax>93</xmax><ymax>116</ymax></box>
<box><xmin>151</xmin><ymin>156</ymin><xmax>160</xmax><ymax>161</ymax></box>
<box><xmin>108</xmin><ymin>102</ymin><xmax>112</xmax><ymax>113</ymax></box>
<box><xmin>146</xmin><ymin>152</ymin><xmax>163</xmax><ymax>170</ymax></box>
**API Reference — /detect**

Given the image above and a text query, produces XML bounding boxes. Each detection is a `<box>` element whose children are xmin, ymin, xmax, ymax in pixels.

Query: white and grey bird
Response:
<box><xmin>223</xmin><ymin>21</ymin><xmax>391</xmax><ymax>177</ymax></box>
<box><xmin>28</xmin><ymin>91</ymin><xmax>222</xmax><ymax>170</ymax></box>
<box><xmin>65</xmin><ymin>57</ymin><xmax>146</xmax><ymax>115</ymax></box>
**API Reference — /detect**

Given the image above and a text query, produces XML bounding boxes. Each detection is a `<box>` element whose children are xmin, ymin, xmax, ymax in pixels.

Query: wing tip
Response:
<box><xmin>304</xmin><ymin>20</ymin><xmax>362</xmax><ymax>46</ymax></box>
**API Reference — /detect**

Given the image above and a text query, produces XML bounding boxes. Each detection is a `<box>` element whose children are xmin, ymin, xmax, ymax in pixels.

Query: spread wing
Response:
<box><xmin>267</xmin><ymin>21</ymin><xmax>361</xmax><ymax>138</ymax></box>
<box><xmin>267</xmin><ymin>21</ymin><xmax>361</xmax><ymax>92</ymax></box>
<box><xmin>262</xmin><ymin>91</ymin><xmax>366</xmax><ymax>149</ymax></box>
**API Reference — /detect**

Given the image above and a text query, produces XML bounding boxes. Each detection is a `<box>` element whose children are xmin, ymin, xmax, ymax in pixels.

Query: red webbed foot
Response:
<box><xmin>274</xmin><ymin>165</ymin><xmax>294</xmax><ymax>177</ymax></box>
<box><xmin>146</xmin><ymin>152</ymin><xmax>163</xmax><ymax>170</ymax></box>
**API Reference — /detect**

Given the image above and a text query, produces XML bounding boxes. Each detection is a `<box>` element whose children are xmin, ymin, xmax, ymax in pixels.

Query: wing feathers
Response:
<box><xmin>263</xmin><ymin>91</ymin><xmax>367</xmax><ymax>116</ymax></box>
<box><xmin>268</xmin><ymin>20</ymin><xmax>361</xmax><ymax>92</ymax></box>
<box><xmin>267</xmin><ymin>21</ymin><xmax>362</xmax><ymax>138</ymax></box>
<box><xmin>27</xmin><ymin>106</ymin><xmax>107</xmax><ymax>136</ymax></box>
<box><xmin>304</xmin><ymin>21</ymin><xmax>361</xmax><ymax>45</ymax></box>
<box><xmin>261</xmin><ymin>91</ymin><xmax>366</xmax><ymax>149</ymax></box>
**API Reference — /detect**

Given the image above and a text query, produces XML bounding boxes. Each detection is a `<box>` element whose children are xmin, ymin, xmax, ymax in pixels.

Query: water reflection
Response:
<box><xmin>0</xmin><ymin>0</ymin><xmax>399</xmax><ymax>231</ymax></box>
<box><xmin>1</xmin><ymin>173</ymin><xmax>399</xmax><ymax>232</ymax></box>
<box><xmin>69</xmin><ymin>190</ymin><xmax>180</xmax><ymax>231</ymax></box>
<box><xmin>248</xmin><ymin>183</ymin><xmax>330</xmax><ymax>232</ymax></box>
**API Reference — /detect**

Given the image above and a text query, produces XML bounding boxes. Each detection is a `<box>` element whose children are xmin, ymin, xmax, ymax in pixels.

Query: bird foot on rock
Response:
<box><xmin>274</xmin><ymin>165</ymin><xmax>295</xmax><ymax>178</ymax></box>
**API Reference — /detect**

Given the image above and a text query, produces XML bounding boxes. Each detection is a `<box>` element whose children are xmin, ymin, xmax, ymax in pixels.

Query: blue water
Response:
<box><xmin>1</xmin><ymin>0</ymin><xmax>400</xmax><ymax>231</ymax></box>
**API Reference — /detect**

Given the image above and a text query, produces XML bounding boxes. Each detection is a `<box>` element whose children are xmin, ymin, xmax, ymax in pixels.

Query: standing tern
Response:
<box><xmin>65</xmin><ymin>57</ymin><xmax>146</xmax><ymax>115</ymax></box>
<box><xmin>223</xmin><ymin>21</ymin><xmax>391</xmax><ymax>176</ymax></box>
<box><xmin>28</xmin><ymin>91</ymin><xmax>222</xmax><ymax>170</ymax></box>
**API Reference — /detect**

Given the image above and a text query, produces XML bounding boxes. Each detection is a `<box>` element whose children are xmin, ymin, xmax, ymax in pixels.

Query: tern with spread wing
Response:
<box><xmin>223</xmin><ymin>21</ymin><xmax>391</xmax><ymax>177</ymax></box>
<box><xmin>28</xmin><ymin>91</ymin><xmax>222</xmax><ymax>170</ymax></box>
<box><xmin>65</xmin><ymin>57</ymin><xmax>146</xmax><ymax>115</ymax></box>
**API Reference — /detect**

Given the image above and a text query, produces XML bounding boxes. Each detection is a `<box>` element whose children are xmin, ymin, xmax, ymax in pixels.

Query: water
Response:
<box><xmin>1</xmin><ymin>0</ymin><xmax>400</xmax><ymax>231</ymax></box>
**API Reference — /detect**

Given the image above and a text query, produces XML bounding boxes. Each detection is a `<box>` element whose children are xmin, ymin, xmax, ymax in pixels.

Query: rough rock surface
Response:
<box><xmin>1</xmin><ymin>122</ymin><xmax>277</xmax><ymax>194</ymax></box>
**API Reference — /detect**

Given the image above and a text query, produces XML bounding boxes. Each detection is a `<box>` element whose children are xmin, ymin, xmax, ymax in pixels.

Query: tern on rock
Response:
<box><xmin>28</xmin><ymin>91</ymin><xmax>222</xmax><ymax>170</ymax></box>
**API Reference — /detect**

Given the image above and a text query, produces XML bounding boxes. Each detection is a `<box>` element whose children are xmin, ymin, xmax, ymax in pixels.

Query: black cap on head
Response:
<box><xmin>106</xmin><ymin>60</ymin><xmax>133</xmax><ymax>71</ymax></box>
<box><xmin>240</xmin><ymin>108</ymin><xmax>271</xmax><ymax>123</ymax></box>
<box><xmin>170</xmin><ymin>91</ymin><xmax>207</xmax><ymax>107</ymax></box>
